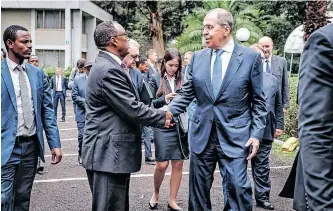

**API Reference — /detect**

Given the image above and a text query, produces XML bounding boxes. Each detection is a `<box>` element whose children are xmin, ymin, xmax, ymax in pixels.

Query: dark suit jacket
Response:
<box><xmin>169</xmin><ymin>43</ymin><xmax>267</xmax><ymax>158</ymax></box>
<box><xmin>262</xmin><ymin>72</ymin><xmax>284</xmax><ymax>140</ymax></box>
<box><xmin>71</xmin><ymin>75</ymin><xmax>87</xmax><ymax>123</ymax></box>
<box><xmin>271</xmin><ymin>55</ymin><xmax>290</xmax><ymax>108</ymax></box>
<box><xmin>293</xmin><ymin>23</ymin><xmax>333</xmax><ymax>210</ymax></box>
<box><xmin>129</xmin><ymin>68</ymin><xmax>142</xmax><ymax>90</ymax></box>
<box><xmin>1</xmin><ymin>60</ymin><xmax>61</xmax><ymax>166</ymax></box>
<box><xmin>82</xmin><ymin>51</ymin><xmax>166</xmax><ymax>174</ymax></box>
<box><xmin>51</xmin><ymin>75</ymin><xmax>68</xmax><ymax>97</ymax></box>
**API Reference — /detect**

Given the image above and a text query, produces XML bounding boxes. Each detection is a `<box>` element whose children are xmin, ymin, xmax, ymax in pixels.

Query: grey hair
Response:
<box><xmin>94</xmin><ymin>21</ymin><xmax>117</xmax><ymax>50</ymax></box>
<box><xmin>207</xmin><ymin>8</ymin><xmax>233</xmax><ymax>31</ymax></box>
<box><xmin>129</xmin><ymin>39</ymin><xmax>140</xmax><ymax>49</ymax></box>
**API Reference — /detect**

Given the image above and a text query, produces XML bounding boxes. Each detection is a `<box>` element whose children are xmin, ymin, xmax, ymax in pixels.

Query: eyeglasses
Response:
<box><xmin>112</xmin><ymin>32</ymin><xmax>129</xmax><ymax>41</ymax></box>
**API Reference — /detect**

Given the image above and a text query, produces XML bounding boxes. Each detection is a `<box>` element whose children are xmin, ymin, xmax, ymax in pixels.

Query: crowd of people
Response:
<box><xmin>1</xmin><ymin>7</ymin><xmax>332</xmax><ymax>211</ymax></box>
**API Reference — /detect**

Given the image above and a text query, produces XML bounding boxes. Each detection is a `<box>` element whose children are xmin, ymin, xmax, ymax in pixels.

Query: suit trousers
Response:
<box><xmin>251</xmin><ymin>139</ymin><xmax>273</xmax><ymax>203</ymax></box>
<box><xmin>53</xmin><ymin>91</ymin><xmax>66</xmax><ymax>120</ymax></box>
<box><xmin>142</xmin><ymin>126</ymin><xmax>153</xmax><ymax>159</ymax></box>
<box><xmin>77</xmin><ymin>122</ymin><xmax>85</xmax><ymax>156</ymax></box>
<box><xmin>86</xmin><ymin>170</ymin><xmax>131</xmax><ymax>211</ymax></box>
<box><xmin>1</xmin><ymin>136</ymin><xmax>38</xmax><ymax>211</ymax></box>
<box><xmin>189</xmin><ymin>123</ymin><xmax>252</xmax><ymax>211</ymax></box>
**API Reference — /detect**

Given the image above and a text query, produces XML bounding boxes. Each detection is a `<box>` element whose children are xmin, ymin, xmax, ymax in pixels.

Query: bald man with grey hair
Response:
<box><xmin>259</xmin><ymin>36</ymin><xmax>290</xmax><ymax>113</ymax></box>
<box><xmin>169</xmin><ymin>7</ymin><xmax>266</xmax><ymax>211</ymax></box>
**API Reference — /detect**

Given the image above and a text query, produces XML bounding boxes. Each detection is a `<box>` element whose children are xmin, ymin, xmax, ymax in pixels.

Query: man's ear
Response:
<box><xmin>110</xmin><ymin>37</ymin><xmax>118</xmax><ymax>48</ymax></box>
<box><xmin>6</xmin><ymin>39</ymin><xmax>14</xmax><ymax>50</ymax></box>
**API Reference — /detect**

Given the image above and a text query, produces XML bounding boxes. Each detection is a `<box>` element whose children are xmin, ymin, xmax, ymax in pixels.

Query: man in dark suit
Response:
<box><xmin>250</xmin><ymin>44</ymin><xmax>284</xmax><ymax>210</ymax></box>
<box><xmin>51</xmin><ymin>67</ymin><xmax>68</xmax><ymax>122</ymax></box>
<box><xmin>1</xmin><ymin>25</ymin><xmax>62</xmax><ymax>211</ymax></box>
<box><xmin>71</xmin><ymin>61</ymin><xmax>92</xmax><ymax>164</ymax></box>
<box><xmin>259</xmin><ymin>36</ymin><xmax>290</xmax><ymax>113</ymax></box>
<box><xmin>169</xmin><ymin>9</ymin><xmax>267</xmax><ymax>210</ymax></box>
<box><xmin>293</xmin><ymin>23</ymin><xmax>333</xmax><ymax>211</ymax></box>
<box><xmin>183</xmin><ymin>51</ymin><xmax>193</xmax><ymax>76</ymax></box>
<box><xmin>82</xmin><ymin>21</ymin><xmax>173</xmax><ymax>211</ymax></box>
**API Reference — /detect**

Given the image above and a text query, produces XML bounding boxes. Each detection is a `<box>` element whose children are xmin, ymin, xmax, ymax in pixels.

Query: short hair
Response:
<box><xmin>146</xmin><ymin>49</ymin><xmax>156</xmax><ymax>58</ymax></box>
<box><xmin>76</xmin><ymin>58</ymin><xmax>86</xmax><ymax>69</ymax></box>
<box><xmin>3</xmin><ymin>25</ymin><xmax>28</xmax><ymax>50</ymax></box>
<box><xmin>94</xmin><ymin>21</ymin><xmax>117</xmax><ymax>50</ymax></box>
<box><xmin>136</xmin><ymin>57</ymin><xmax>147</xmax><ymax>67</ymax></box>
<box><xmin>84</xmin><ymin>61</ymin><xmax>93</xmax><ymax>68</ymax></box>
<box><xmin>1</xmin><ymin>48</ymin><xmax>7</xmax><ymax>59</ymax></box>
<box><xmin>207</xmin><ymin>8</ymin><xmax>233</xmax><ymax>31</ymax></box>
<box><xmin>28</xmin><ymin>54</ymin><xmax>38</xmax><ymax>61</ymax></box>
<box><xmin>129</xmin><ymin>39</ymin><xmax>140</xmax><ymax>49</ymax></box>
<box><xmin>184</xmin><ymin>51</ymin><xmax>193</xmax><ymax>56</ymax></box>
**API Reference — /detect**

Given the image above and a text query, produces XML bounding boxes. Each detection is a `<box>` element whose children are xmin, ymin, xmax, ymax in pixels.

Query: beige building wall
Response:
<box><xmin>35</xmin><ymin>30</ymin><xmax>65</xmax><ymax>46</ymax></box>
<box><xmin>81</xmin><ymin>34</ymin><xmax>87</xmax><ymax>50</ymax></box>
<box><xmin>1</xmin><ymin>9</ymin><xmax>31</xmax><ymax>47</ymax></box>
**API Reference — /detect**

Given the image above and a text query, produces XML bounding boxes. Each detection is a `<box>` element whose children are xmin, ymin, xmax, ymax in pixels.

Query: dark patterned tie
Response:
<box><xmin>265</xmin><ymin>60</ymin><xmax>271</xmax><ymax>73</ymax></box>
<box><xmin>16</xmin><ymin>65</ymin><xmax>34</xmax><ymax>129</ymax></box>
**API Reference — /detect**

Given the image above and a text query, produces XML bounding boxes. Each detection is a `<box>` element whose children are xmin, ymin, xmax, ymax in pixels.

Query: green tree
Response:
<box><xmin>175</xmin><ymin>1</ymin><xmax>264</xmax><ymax>54</ymax></box>
<box><xmin>304</xmin><ymin>0</ymin><xmax>328</xmax><ymax>41</ymax></box>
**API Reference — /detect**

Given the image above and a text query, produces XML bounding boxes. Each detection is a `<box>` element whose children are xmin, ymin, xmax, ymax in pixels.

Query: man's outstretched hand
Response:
<box><xmin>165</xmin><ymin>111</ymin><xmax>175</xmax><ymax>128</ymax></box>
<box><xmin>245</xmin><ymin>138</ymin><xmax>260</xmax><ymax>160</ymax></box>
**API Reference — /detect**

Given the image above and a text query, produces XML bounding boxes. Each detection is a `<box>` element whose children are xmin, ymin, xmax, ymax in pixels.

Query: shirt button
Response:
<box><xmin>209</xmin><ymin>120</ymin><xmax>213</xmax><ymax>123</ymax></box>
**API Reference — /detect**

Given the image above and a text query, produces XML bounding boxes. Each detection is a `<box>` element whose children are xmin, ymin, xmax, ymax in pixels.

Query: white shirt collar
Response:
<box><xmin>101</xmin><ymin>50</ymin><xmax>122</xmax><ymax>65</ymax></box>
<box><xmin>265</xmin><ymin>55</ymin><xmax>272</xmax><ymax>63</ymax></box>
<box><xmin>6</xmin><ymin>57</ymin><xmax>26</xmax><ymax>71</ymax></box>
<box><xmin>215</xmin><ymin>38</ymin><xmax>234</xmax><ymax>54</ymax></box>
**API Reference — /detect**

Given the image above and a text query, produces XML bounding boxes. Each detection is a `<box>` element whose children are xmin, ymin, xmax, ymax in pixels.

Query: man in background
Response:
<box><xmin>183</xmin><ymin>51</ymin><xmax>193</xmax><ymax>77</ymax></box>
<box><xmin>72</xmin><ymin>61</ymin><xmax>92</xmax><ymax>165</ymax></box>
<box><xmin>259</xmin><ymin>36</ymin><xmax>290</xmax><ymax>113</ymax></box>
<box><xmin>51</xmin><ymin>67</ymin><xmax>68</xmax><ymax>122</ymax></box>
<box><xmin>147</xmin><ymin>48</ymin><xmax>158</xmax><ymax>76</ymax></box>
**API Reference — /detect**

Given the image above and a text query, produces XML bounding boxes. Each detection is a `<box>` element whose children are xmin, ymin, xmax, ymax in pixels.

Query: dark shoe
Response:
<box><xmin>78</xmin><ymin>155</ymin><xmax>82</xmax><ymax>165</ymax></box>
<box><xmin>60</xmin><ymin>118</ymin><xmax>65</xmax><ymax>122</ymax></box>
<box><xmin>36</xmin><ymin>158</ymin><xmax>44</xmax><ymax>174</ymax></box>
<box><xmin>148</xmin><ymin>201</ymin><xmax>158</xmax><ymax>210</ymax></box>
<box><xmin>168</xmin><ymin>203</ymin><xmax>183</xmax><ymax>211</ymax></box>
<box><xmin>257</xmin><ymin>201</ymin><xmax>274</xmax><ymax>210</ymax></box>
<box><xmin>145</xmin><ymin>157</ymin><xmax>156</xmax><ymax>165</ymax></box>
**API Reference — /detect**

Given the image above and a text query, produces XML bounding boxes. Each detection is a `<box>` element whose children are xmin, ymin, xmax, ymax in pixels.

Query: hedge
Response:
<box><xmin>284</xmin><ymin>76</ymin><xmax>299</xmax><ymax>138</ymax></box>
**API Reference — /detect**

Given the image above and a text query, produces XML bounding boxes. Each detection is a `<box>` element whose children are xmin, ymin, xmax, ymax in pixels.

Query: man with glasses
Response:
<box><xmin>82</xmin><ymin>21</ymin><xmax>173</xmax><ymax>211</ymax></box>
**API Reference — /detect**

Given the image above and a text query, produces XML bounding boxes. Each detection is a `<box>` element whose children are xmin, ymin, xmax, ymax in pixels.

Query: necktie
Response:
<box><xmin>265</xmin><ymin>60</ymin><xmax>271</xmax><ymax>73</ymax></box>
<box><xmin>212</xmin><ymin>49</ymin><xmax>224</xmax><ymax>97</ymax></box>
<box><xmin>17</xmin><ymin>66</ymin><xmax>34</xmax><ymax>129</ymax></box>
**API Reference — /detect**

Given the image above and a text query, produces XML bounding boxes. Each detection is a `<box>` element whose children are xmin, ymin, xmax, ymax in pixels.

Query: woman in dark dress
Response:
<box><xmin>149</xmin><ymin>48</ymin><xmax>186</xmax><ymax>211</ymax></box>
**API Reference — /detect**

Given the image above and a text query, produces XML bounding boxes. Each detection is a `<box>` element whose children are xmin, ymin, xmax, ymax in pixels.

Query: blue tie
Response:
<box><xmin>265</xmin><ymin>60</ymin><xmax>271</xmax><ymax>73</ymax></box>
<box><xmin>212</xmin><ymin>49</ymin><xmax>224</xmax><ymax>97</ymax></box>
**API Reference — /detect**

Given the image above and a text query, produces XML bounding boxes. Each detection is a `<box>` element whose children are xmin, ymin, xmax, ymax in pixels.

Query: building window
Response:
<box><xmin>81</xmin><ymin>52</ymin><xmax>87</xmax><ymax>59</ymax></box>
<box><xmin>36</xmin><ymin>50</ymin><xmax>65</xmax><ymax>68</ymax></box>
<box><xmin>36</xmin><ymin>10</ymin><xmax>65</xmax><ymax>29</ymax></box>
<box><xmin>82</xmin><ymin>16</ymin><xmax>86</xmax><ymax>34</ymax></box>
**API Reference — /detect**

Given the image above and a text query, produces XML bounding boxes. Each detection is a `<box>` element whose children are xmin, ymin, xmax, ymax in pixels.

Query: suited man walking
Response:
<box><xmin>293</xmin><ymin>23</ymin><xmax>333</xmax><ymax>211</ymax></box>
<box><xmin>259</xmin><ymin>36</ymin><xmax>290</xmax><ymax>113</ymax></box>
<box><xmin>147</xmin><ymin>49</ymin><xmax>158</xmax><ymax>75</ymax></box>
<box><xmin>51</xmin><ymin>67</ymin><xmax>68</xmax><ymax>122</ymax></box>
<box><xmin>169</xmin><ymin>9</ymin><xmax>267</xmax><ymax>211</ymax></box>
<box><xmin>82</xmin><ymin>21</ymin><xmax>173</xmax><ymax>211</ymax></box>
<box><xmin>1</xmin><ymin>25</ymin><xmax>62</xmax><ymax>211</ymax></box>
<box><xmin>71</xmin><ymin>61</ymin><xmax>92</xmax><ymax>164</ymax></box>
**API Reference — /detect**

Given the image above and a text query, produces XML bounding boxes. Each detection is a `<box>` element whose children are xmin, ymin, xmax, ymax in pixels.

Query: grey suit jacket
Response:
<box><xmin>294</xmin><ymin>23</ymin><xmax>333</xmax><ymax>211</ymax></box>
<box><xmin>169</xmin><ymin>43</ymin><xmax>267</xmax><ymax>158</ymax></box>
<box><xmin>71</xmin><ymin>75</ymin><xmax>87</xmax><ymax>122</ymax></box>
<box><xmin>82</xmin><ymin>51</ymin><xmax>166</xmax><ymax>174</ymax></box>
<box><xmin>262</xmin><ymin>72</ymin><xmax>284</xmax><ymax>140</ymax></box>
<box><xmin>271</xmin><ymin>55</ymin><xmax>290</xmax><ymax>108</ymax></box>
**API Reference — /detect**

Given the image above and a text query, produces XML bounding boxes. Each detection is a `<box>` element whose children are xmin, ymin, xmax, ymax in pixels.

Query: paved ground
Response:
<box><xmin>30</xmin><ymin>100</ymin><xmax>296</xmax><ymax>211</ymax></box>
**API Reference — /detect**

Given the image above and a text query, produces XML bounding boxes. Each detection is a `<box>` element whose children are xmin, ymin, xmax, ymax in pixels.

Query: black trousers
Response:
<box><xmin>251</xmin><ymin>139</ymin><xmax>273</xmax><ymax>203</ymax></box>
<box><xmin>189</xmin><ymin>123</ymin><xmax>252</xmax><ymax>211</ymax></box>
<box><xmin>76</xmin><ymin>122</ymin><xmax>85</xmax><ymax>156</ymax></box>
<box><xmin>86</xmin><ymin>170</ymin><xmax>131</xmax><ymax>211</ymax></box>
<box><xmin>1</xmin><ymin>136</ymin><xmax>38</xmax><ymax>211</ymax></box>
<box><xmin>53</xmin><ymin>91</ymin><xmax>66</xmax><ymax>120</ymax></box>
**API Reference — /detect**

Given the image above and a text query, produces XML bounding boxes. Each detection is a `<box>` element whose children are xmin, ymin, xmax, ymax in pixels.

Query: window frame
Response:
<box><xmin>36</xmin><ymin>10</ymin><xmax>65</xmax><ymax>30</ymax></box>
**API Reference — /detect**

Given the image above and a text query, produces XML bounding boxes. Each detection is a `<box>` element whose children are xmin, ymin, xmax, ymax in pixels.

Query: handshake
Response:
<box><xmin>164</xmin><ymin>111</ymin><xmax>175</xmax><ymax>128</ymax></box>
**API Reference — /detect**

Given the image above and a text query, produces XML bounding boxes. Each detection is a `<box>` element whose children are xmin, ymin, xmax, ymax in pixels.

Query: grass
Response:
<box><xmin>271</xmin><ymin>141</ymin><xmax>297</xmax><ymax>161</ymax></box>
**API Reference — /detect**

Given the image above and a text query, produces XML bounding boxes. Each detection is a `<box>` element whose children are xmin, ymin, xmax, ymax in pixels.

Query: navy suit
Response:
<box><xmin>1</xmin><ymin>60</ymin><xmax>61</xmax><ymax>210</ymax></box>
<box><xmin>51</xmin><ymin>75</ymin><xmax>68</xmax><ymax>120</ymax></box>
<box><xmin>71</xmin><ymin>75</ymin><xmax>87</xmax><ymax>156</ymax></box>
<box><xmin>169</xmin><ymin>43</ymin><xmax>267</xmax><ymax>210</ymax></box>
<box><xmin>251</xmin><ymin>72</ymin><xmax>283</xmax><ymax>204</ymax></box>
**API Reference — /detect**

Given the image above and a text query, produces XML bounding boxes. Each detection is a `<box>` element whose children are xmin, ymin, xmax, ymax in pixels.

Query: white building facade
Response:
<box><xmin>1</xmin><ymin>1</ymin><xmax>113</xmax><ymax>69</ymax></box>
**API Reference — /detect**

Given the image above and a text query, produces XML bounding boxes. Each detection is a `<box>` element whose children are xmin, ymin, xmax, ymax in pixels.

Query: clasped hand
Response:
<box><xmin>164</xmin><ymin>111</ymin><xmax>175</xmax><ymax>128</ymax></box>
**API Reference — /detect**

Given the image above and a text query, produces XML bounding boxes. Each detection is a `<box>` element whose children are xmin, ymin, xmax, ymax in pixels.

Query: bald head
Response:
<box><xmin>259</xmin><ymin>36</ymin><xmax>274</xmax><ymax>59</ymax></box>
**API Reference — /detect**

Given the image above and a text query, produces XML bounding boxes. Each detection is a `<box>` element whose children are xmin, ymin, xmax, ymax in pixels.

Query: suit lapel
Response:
<box><xmin>216</xmin><ymin>43</ymin><xmax>243</xmax><ymax>99</ymax></box>
<box><xmin>25</xmin><ymin>65</ymin><xmax>38</xmax><ymax>117</ymax></box>
<box><xmin>201</xmin><ymin>49</ymin><xmax>215</xmax><ymax>102</ymax></box>
<box><xmin>1</xmin><ymin>60</ymin><xmax>17</xmax><ymax>111</ymax></box>
<box><xmin>165</xmin><ymin>77</ymin><xmax>173</xmax><ymax>93</ymax></box>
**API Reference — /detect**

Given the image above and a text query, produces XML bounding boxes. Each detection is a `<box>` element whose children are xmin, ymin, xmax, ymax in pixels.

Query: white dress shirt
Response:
<box><xmin>102</xmin><ymin>50</ymin><xmax>122</xmax><ymax>65</ymax></box>
<box><xmin>167</xmin><ymin>74</ymin><xmax>176</xmax><ymax>93</ymax></box>
<box><xmin>263</xmin><ymin>56</ymin><xmax>272</xmax><ymax>73</ymax></box>
<box><xmin>210</xmin><ymin>38</ymin><xmax>235</xmax><ymax>82</ymax></box>
<box><xmin>6</xmin><ymin>58</ymin><xmax>36</xmax><ymax>137</ymax></box>
<box><xmin>56</xmin><ymin>75</ymin><xmax>63</xmax><ymax>91</ymax></box>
